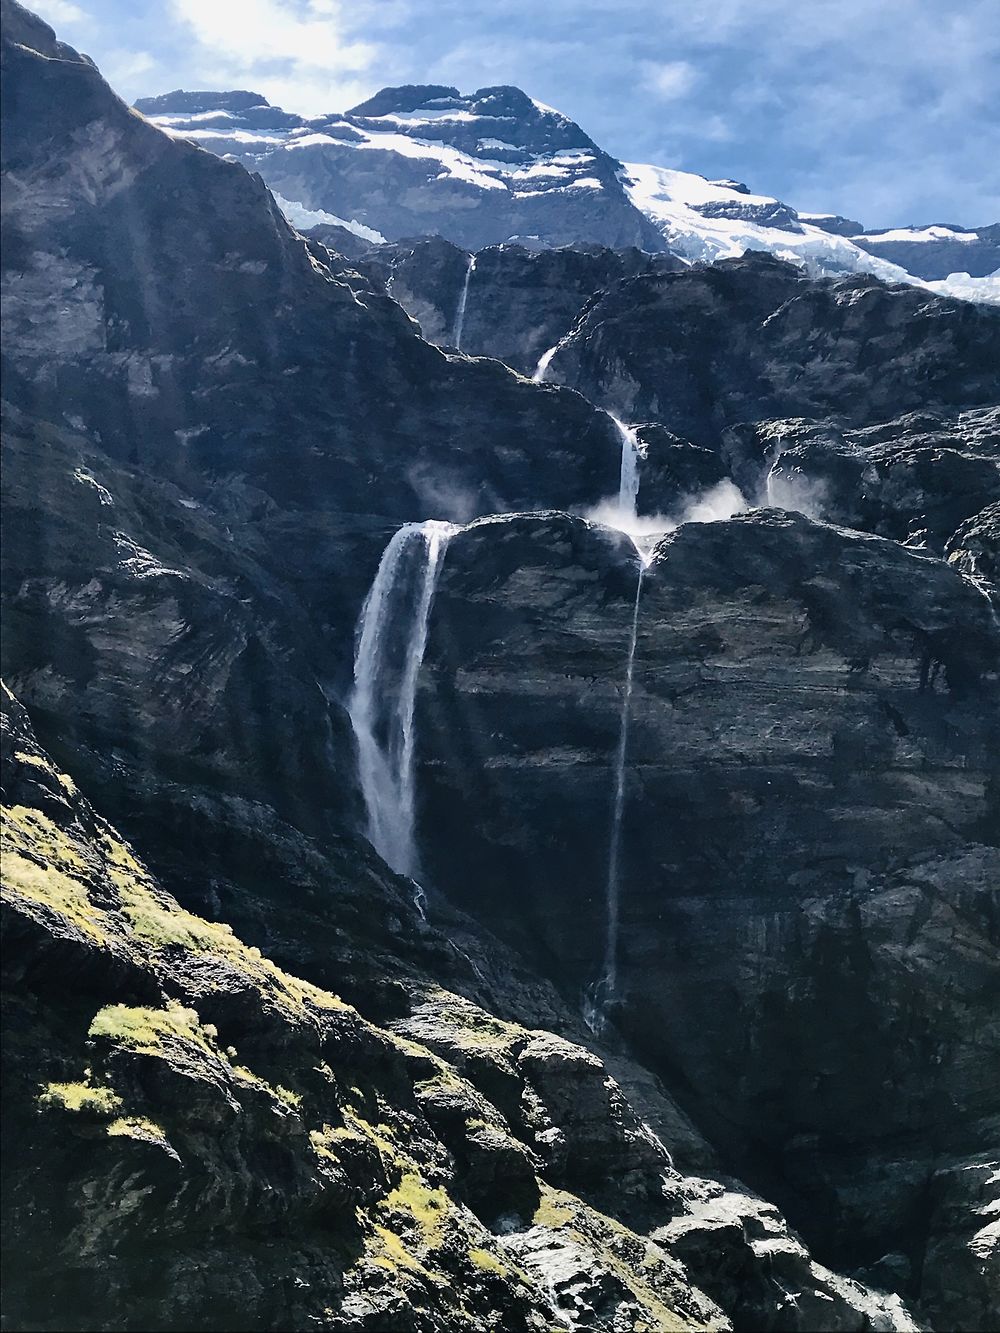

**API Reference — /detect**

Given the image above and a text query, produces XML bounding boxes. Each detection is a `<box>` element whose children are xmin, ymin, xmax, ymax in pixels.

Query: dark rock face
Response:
<box><xmin>2</xmin><ymin>34</ymin><xmax>619</xmax><ymax>524</ymax></box>
<box><xmin>6</xmin><ymin>683</ymin><xmax>928</xmax><ymax>1333</ymax></box>
<box><xmin>362</xmin><ymin>238</ymin><xmax>686</xmax><ymax>374</ymax></box>
<box><xmin>415</xmin><ymin>509</ymin><xmax>1000</xmax><ymax>1318</ymax></box>
<box><xmin>0</xmin><ymin>0</ymin><xmax>633</xmax><ymax>855</ymax></box>
<box><xmin>722</xmin><ymin>407</ymin><xmax>1000</xmax><ymax>553</ymax></box>
<box><xmin>946</xmin><ymin>500</ymin><xmax>1000</xmax><ymax>588</ymax></box>
<box><xmin>805</xmin><ymin>214</ymin><xmax>867</xmax><ymax>238</ymax></box>
<box><xmin>853</xmin><ymin>225</ymin><xmax>1000</xmax><ymax>280</ymax></box>
<box><xmin>544</xmin><ymin>254</ymin><xmax>1000</xmax><ymax>445</ymax></box>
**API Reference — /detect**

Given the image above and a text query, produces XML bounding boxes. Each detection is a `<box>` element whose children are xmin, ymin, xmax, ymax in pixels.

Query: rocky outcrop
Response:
<box><xmin>543</xmin><ymin>254</ymin><xmax>1000</xmax><ymax>444</ymax></box>
<box><xmin>5</xmin><ymin>683</ymin><xmax>928</xmax><ymax>1332</ymax></box>
<box><xmin>360</xmin><ymin>238</ymin><xmax>685</xmax><ymax>373</ymax></box>
<box><xmin>414</xmin><ymin>508</ymin><xmax>1000</xmax><ymax>1323</ymax></box>
<box><xmin>722</xmin><ymin>406</ymin><xmax>1000</xmax><ymax>554</ymax></box>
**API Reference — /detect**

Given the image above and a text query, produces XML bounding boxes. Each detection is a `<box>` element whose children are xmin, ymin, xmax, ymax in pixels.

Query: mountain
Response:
<box><xmin>135</xmin><ymin>86</ymin><xmax>999</xmax><ymax>300</ymax></box>
<box><xmin>4</xmin><ymin>4</ymin><xmax>1000</xmax><ymax>1331</ymax></box>
<box><xmin>134</xmin><ymin>84</ymin><xmax>666</xmax><ymax>253</ymax></box>
<box><xmin>851</xmin><ymin>224</ymin><xmax>1000</xmax><ymax>280</ymax></box>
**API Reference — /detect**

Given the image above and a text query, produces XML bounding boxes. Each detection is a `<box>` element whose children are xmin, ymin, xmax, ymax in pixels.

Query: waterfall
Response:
<box><xmin>348</xmin><ymin>520</ymin><xmax>457</xmax><ymax>878</ymax></box>
<box><xmin>763</xmin><ymin>435</ymin><xmax>786</xmax><ymax>506</ymax></box>
<box><xmin>452</xmin><ymin>255</ymin><xmax>476</xmax><ymax>351</ymax></box>
<box><xmin>611</xmin><ymin>415</ymin><xmax>641</xmax><ymax>525</ymax></box>
<box><xmin>584</xmin><ymin>564</ymin><xmax>644</xmax><ymax>1036</ymax></box>
<box><xmin>532</xmin><ymin>342</ymin><xmax>560</xmax><ymax>382</ymax></box>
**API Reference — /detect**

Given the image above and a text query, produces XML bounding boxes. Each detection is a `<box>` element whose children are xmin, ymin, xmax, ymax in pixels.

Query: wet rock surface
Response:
<box><xmin>416</xmin><ymin>509</ymin><xmax>1000</xmax><ymax>1320</ymax></box>
<box><xmin>543</xmin><ymin>254</ymin><xmax>1000</xmax><ymax>445</ymax></box>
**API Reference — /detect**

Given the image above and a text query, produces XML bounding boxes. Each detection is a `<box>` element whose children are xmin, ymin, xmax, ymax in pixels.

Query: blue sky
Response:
<box><xmin>34</xmin><ymin>0</ymin><xmax>1000</xmax><ymax>227</ymax></box>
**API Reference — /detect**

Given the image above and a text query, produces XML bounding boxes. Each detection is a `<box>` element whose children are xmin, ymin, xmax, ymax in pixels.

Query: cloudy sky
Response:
<box><xmin>34</xmin><ymin>0</ymin><xmax>999</xmax><ymax>227</ymax></box>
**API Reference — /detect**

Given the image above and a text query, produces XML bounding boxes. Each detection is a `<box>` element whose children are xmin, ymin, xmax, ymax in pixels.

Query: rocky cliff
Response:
<box><xmin>2</xmin><ymin>4</ymin><xmax>998</xmax><ymax>1331</ymax></box>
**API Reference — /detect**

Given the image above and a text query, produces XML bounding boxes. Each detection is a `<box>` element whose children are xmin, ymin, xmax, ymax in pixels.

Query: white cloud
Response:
<box><xmin>31</xmin><ymin>0</ymin><xmax>88</xmax><ymax>25</ymax></box>
<box><xmin>643</xmin><ymin>60</ymin><xmax>698</xmax><ymax>100</ymax></box>
<box><xmin>168</xmin><ymin>0</ymin><xmax>379</xmax><ymax>114</ymax></box>
<box><xmin>170</xmin><ymin>0</ymin><xmax>375</xmax><ymax>71</ymax></box>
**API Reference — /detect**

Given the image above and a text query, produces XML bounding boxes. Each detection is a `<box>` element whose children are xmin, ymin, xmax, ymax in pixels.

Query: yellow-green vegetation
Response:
<box><xmin>368</xmin><ymin>1226</ymin><xmax>440</xmax><ymax>1282</ymax></box>
<box><xmin>3</xmin><ymin>807</ymin><xmax>108</xmax><ymax>942</ymax></box>
<box><xmin>107</xmin><ymin>1116</ymin><xmax>166</xmax><ymax>1141</ymax></box>
<box><xmin>418</xmin><ymin>990</ymin><xmax>521</xmax><ymax>1053</ymax></box>
<box><xmin>309</xmin><ymin>1114</ymin><xmax>391</xmax><ymax>1167</ymax></box>
<box><xmin>12</xmin><ymin>748</ymin><xmax>78</xmax><ymax>796</ymax></box>
<box><xmin>385</xmin><ymin>1168</ymin><xmax>450</xmax><ymax>1248</ymax></box>
<box><xmin>89</xmin><ymin>999</ymin><xmax>217</xmax><ymax>1057</ymax></box>
<box><xmin>38</xmin><ymin>1080</ymin><xmax>122</xmax><ymax>1115</ymax></box>
<box><xmin>468</xmin><ymin>1247</ymin><xmax>509</xmax><ymax>1277</ymax></box>
<box><xmin>532</xmin><ymin>1187</ymin><xmax>575</xmax><ymax>1229</ymax></box>
<box><xmin>5</xmin><ymin>798</ymin><xmax>350</xmax><ymax>1026</ymax></box>
<box><xmin>98</xmin><ymin>831</ymin><xmax>348</xmax><ymax>1020</ymax></box>
<box><xmin>230</xmin><ymin>1064</ymin><xmax>302</xmax><ymax>1111</ymax></box>
<box><xmin>309</xmin><ymin>1125</ymin><xmax>344</xmax><ymax>1164</ymax></box>
<box><xmin>273</xmin><ymin>1084</ymin><xmax>301</xmax><ymax>1109</ymax></box>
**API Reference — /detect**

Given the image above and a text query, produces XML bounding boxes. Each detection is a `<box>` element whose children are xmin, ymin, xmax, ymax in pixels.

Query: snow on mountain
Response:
<box><xmin>136</xmin><ymin>85</ymin><xmax>664</xmax><ymax>253</ymax></box>
<box><xmin>849</xmin><ymin>223</ymin><xmax>1000</xmax><ymax>282</ymax></box>
<box><xmin>135</xmin><ymin>86</ymin><xmax>999</xmax><ymax>302</ymax></box>
<box><xmin>620</xmin><ymin>163</ymin><xmax>999</xmax><ymax>300</ymax></box>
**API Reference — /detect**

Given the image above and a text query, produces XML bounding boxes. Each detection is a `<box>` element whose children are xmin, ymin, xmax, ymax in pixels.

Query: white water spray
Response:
<box><xmin>532</xmin><ymin>341</ymin><xmax>560</xmax><ymax>382</ymax></box>
<box><xmin>763</xmin><ymin>435</ymin><xmax>786</xmax><ymax>507</ymax></box>
<box><xmin>452</xmin><ymin>255</ymin><xmax>476</xmax><ymax>350</ymax></box>
<box><xmin>349</xmin><ymin>520</ymin><xmax>457</xmax><ymax>878</ymax></box>
<box><xmin>584</xmin><ymin>564</ymin><xmax>644</xmax><ymax>1036</ymax></box>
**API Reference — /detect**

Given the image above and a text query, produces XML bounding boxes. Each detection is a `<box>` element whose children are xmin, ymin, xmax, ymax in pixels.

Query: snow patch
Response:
<box><xmin>273</xmin><ymin>193</ymin><xmax>387</xmax><ymax>244</ymax></box>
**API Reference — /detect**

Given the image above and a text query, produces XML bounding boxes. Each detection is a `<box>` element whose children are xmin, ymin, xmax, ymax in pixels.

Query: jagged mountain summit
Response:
<box><xmin>136</xmin><ymin>84</ymin><xmax>999</xmax><ymax>299</ymax></box>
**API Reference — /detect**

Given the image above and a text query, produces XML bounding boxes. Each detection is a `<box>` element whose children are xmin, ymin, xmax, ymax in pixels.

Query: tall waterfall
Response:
<box><xmin>348</xmin><ymin>520</ymin><xmax>457</xmax><ymax>878</ymax></box>
<box><xmin>452</xmin><ymin>255</ymin><xmax>476</xmax><ymax>351</ymax></box>
<box><xmin>532</xmin><ymin>342</ymin><xmax>559</xmax><ymax>382</ymax></box>
<box><xmin>585</xmin><ymin>564</ymin><xmax>644</xmax><ymax>1036</ymax></box>
<box><xmin>611</xmin><ymin>415</ymin><xmax>641</xmax><ymax>525</ymax></box>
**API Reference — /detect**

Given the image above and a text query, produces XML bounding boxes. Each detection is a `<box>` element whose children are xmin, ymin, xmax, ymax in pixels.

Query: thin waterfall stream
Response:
<box><xmin>452</xmin><ymin>254</ymin><xmax>476</xmax><ymax>351</ymax></box>
<box><xmin>584</xmin><ymin>562</ymin><xmax>644</xmax><ymax>1036</ymax></box>
<box><xmin>348</xmin><ymin>519</ymin><xmax>457</xmax><ymax>880</ymax></box>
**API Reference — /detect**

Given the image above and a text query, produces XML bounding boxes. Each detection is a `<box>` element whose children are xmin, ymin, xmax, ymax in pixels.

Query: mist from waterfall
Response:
<box><xmin>584</xmin><ymin>563</ymin><xmax>644</xmax><ymax>1036</ymax></box>
<box><xmin>348</xmin><ymin>520</ymin><xmax>457</xmax><ymax>879</ymax></box>
<box><xmin>532</xmin><ymin>341</ymin><xmax>560</xmax><ymax>381</ymax></box>
<box><xmin>452</xmin><ymin>255</ymin><xmax>476</xmax><ymax>351</ymax></box>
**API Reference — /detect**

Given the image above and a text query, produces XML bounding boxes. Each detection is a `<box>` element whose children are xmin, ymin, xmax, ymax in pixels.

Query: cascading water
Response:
<box><xmin>763</xmin><ymin>436</ymin><xmax>786</xmax><ymax>506</ymax></box>
<box><xmin>584</xmin><ymin>562</ymin><xmax>644</xmax><ymax>1036</ymax></box>
<box><xmin>532</xmin><ymin>342</ymin><xmax>560</xmax><ymax>382</ymax></box>
<box><xmin>612</xmin><ymin>415</ymin><xmax>641</xmax><ymax>525</ymax></box>
<box><xmin>348</xmin><ymin>520</ymin><xmax>457</xmax><ymax>879</ymax></box>
<box><xmin>452</xmin><ymin>255</ymin><xmax>476</xmax><ymax>351</ymax></box>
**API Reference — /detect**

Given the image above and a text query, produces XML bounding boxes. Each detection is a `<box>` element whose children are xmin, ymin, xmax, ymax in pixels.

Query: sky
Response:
<box><xmin>33</xmin><ymin>0</ymin><xmax>1000</xmax><ymax>227</ymax></box>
